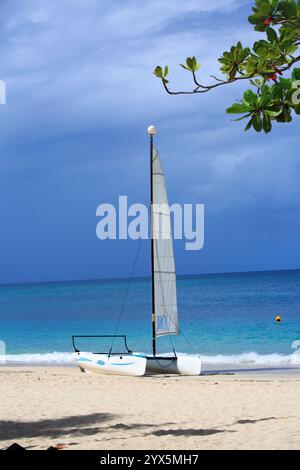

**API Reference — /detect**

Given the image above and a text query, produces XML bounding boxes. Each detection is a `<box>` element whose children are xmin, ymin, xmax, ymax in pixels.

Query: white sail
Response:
<box><xmin>152</xmin><ymin>145</ymin><xmax>179</xmax><ymax>336</ymax></box>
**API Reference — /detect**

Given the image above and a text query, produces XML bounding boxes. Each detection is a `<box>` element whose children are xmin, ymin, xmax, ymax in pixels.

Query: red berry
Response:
<box><xmin>267</xmin><ymin>73</ymin><xmax>277</xmax><ymax>81</ymax></box>
<box><xmin>263</xmin><ymin>17</ymin><xmax>273</xmax><ymax>26</ymax></box>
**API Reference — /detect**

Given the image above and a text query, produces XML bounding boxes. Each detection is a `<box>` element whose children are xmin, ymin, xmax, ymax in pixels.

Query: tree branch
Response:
<box><xmin>281</xmin><ymin>55</ymin><xmax>300</xmax><ymax>71</ymax></box>
<box><xmin>162</xmin><ymin>56</ymin><xmax>300</xmax><ymax>96</ymax></box>
<box><xmin>162</xmin><ymin>73</ymin><xmax>256</xmax><ymax>95</ymax></box>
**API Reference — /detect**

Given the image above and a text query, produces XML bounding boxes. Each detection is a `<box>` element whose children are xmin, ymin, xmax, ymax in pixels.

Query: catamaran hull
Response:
<box><xmin>72</xmin><ymin>352</ymin><xmax>201</xmax><ymax>376</ymax></box>
<box><xmin>72</xmin><ymin>352</ymin><xmax>147</xmax><ymax>377</ymax></box>
<box><xmin>145</xmin><ymin>355</ymin><xmax>201</xmax><ymax>375</ymax></box>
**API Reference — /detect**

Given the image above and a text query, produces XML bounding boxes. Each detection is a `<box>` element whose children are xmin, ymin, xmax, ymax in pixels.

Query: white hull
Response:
<box><xmin>72</xmin><ymin>352</ymin><xmax>146</xmax><ymax>377</ymax></box>
<box><xmin>72</xmin><ymin>352</ymin><xmax>201</xmax><ymax>376</ymax></box>
<box><xmin>145</xmin><ymin>355</ymin><xmax>201</xmax><ymax>375</ymax></box>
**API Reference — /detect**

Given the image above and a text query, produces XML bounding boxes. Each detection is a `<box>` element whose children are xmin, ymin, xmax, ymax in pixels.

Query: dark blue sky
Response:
<box><xmin>1</xmin><ymin>0</ymin><xmax>300</xmax><ymax>284</ymax></box>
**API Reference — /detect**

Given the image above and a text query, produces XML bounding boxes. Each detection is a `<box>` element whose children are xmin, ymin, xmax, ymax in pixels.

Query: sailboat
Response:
<box><xmin>71</xmin><ymin>126</ymin><xmax>202</xmax><ymax>376</ymax></box>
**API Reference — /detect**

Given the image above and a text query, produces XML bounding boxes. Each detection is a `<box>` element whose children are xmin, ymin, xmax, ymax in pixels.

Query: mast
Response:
<box><xmin>148</xmin><ymin>125</ymin><xmax>156</xmax><ymax>356</ymax></box>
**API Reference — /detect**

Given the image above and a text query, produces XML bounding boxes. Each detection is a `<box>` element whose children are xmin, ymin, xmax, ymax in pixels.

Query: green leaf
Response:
<box><xmin>260</xmin><ymin>1</ymin><xmax>273</xmax><ymax>15</ymax></box>
<box><xmin>186</xmin><ymin>57</ymin><xmax>193</xmax><ymax>70</ymax></box>
<box><xmin>226</xmin><ymin>103</ymin><xmax>251</xmax><ymax>114</ymax></box>
<box><xmin>260</xmin><ymin>92</ymin><xmax>272</xmax><ymax>107</ymax></box>
<box><xmin>263</xmin><ymin>112</ymin><xmax>272</xmax><ymax>132</ymax></box>
<box><xmin>243</xmin><ymin>89</ymin><xmax>258</xmax><ymax>104</ymax></box>
<box><xmin>191</xmin><ymin>56</ymin><xmax>201</xmax><ymax>72</ymax></box>
<box><xmin>154</xmin><ymin>66</ymin><xmax>163</xmax><ymax>78</ymax></box>
<box><xmin>248</xmin><ymin>14</ymin><xmax>263</xmax><ymax>25</ymax></box>
<box><xmin>253</xmin><ymin>113</ymin><xmax>263</xmax><ymax>131</ymax></box>
<box><xmin>253</xmin><ymin>39</ymin><xmax>270</xmax><ymax>54</ymax></box>
<box><xmin>181</xmin><ymin>56</ymin><xmax>201</xmax><ymax>72</ymax></box>
<box><xmin>191</xmin><ymin>56</ymin><xmax>201</xmax><ymax>71</ymax></box>
<box><xmin>278</xmin><ymin>1</ymin><xmax>297</xmax><ymax>18</ymax></box>
<box><xmin>266</xmin><ymin>27</ymin><xmax>278</xmax><ymax>42</ymax></box>
<box><xmin>233</xmin><ymin>113</ymin><xmax>253</xmax><ymax>121</ymax></box>
<box><xmin>229</xmin><ymin>65</ymin><xmax>238</xmax><ymax>80</ymax></box>
<box><xmin>164</xmin><ymin>66</ymin><xmax>169</xmax><ymax>78</ymax></box>
<box><xmin>292</xmin><ymin>67</ymin><xmax>300</xmax><ymax>80</ymax></box>
<box><xmin>255</xmin><ymin>23</ymin><xmax>269</xmax><ymax>32</ymax></box>
<box><xmin>265</xmin><ymin>106</ymin><xmax>284</xmax><ymax>117</ymax></box>
<box><xmin>244</xmin><ymin>117</ymin><xmax>254</xmax><ymax>131</ymax></box>
<box><xmin>278</xmin><ymin>77</ymin><xmax>292</xmax><ymax>89</ymax></box>
<box><xmin>276</xmin><ymin>105</ymin><xmax>293</xmax><ymax>122</ymax></box>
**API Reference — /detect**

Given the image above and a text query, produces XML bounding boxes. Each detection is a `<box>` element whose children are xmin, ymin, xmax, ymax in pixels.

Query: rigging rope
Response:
<box><xmin>109</xmin><ymin>238</ymin><xmax>143</xmax><ymax>354</ymax></box>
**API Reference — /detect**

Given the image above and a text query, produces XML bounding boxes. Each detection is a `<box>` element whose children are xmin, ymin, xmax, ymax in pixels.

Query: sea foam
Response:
<box><xmin>2</xmin><ymin>352</ymin><xmax>73</xmax><ymax>364</ymax></box>
<box><xmin>1</xmin><ymin>351</ymin><xmax>300</xmax><ymax>366</ymax></box>
<box><xmin>200</xmin><ymin>351</ymin><xmax>300</xmax><ymax>366</ymax></box>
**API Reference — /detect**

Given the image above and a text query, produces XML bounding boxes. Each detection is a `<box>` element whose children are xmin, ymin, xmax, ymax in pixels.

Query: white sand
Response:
<box><xmin>1</xmin><ymin>366</ymin><xmax>300</xmax><ymax>450</ymax></box>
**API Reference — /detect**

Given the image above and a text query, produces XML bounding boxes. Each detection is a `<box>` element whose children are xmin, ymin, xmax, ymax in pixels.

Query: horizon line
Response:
<box><xmin>1</xmin><ymin>267</ymin><xmax>300</xmax><ymax>288</ymax></box>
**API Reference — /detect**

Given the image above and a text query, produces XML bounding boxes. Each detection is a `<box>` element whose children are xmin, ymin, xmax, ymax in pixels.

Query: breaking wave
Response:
<box><xmin>1</xmin><ymin>352</ymin><xmax>73</xmax><ymax>364</ymax></box>
<box><xmin>200</xmin><ymin>351</ymin><xmax>300</xmax><ymax>366</ymax></box>
<box><xmin>1</xmin><ymin>351</ymin><xmax>300</xmax><ymax>366</ymax></box>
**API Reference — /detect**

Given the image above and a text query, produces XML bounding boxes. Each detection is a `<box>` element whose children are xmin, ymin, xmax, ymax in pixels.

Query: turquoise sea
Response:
<box><xmin>1</xmin><ymin>270</ymin><xmax>300</xmax><ymax>366</ymax></box>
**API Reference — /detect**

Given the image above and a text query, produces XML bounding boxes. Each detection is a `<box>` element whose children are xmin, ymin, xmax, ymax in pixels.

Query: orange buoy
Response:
<box><xmin>275</xmin><ymin>315</ymin><xmax>282</xmax><ymax>323</ymax></box>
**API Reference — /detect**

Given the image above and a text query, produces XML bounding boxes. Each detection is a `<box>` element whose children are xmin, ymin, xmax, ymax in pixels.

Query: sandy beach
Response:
<box><xmin>1</xmin><ymin>366</ymin><xmax>300</xmax><ymax>450</ymax></box>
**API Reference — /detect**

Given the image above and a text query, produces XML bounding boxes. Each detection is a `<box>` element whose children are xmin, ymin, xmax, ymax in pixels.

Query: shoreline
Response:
<box><xmin>1</xmin><ymin>362</ymin><xmax>300</xmax><ymax>376</ymax></box>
